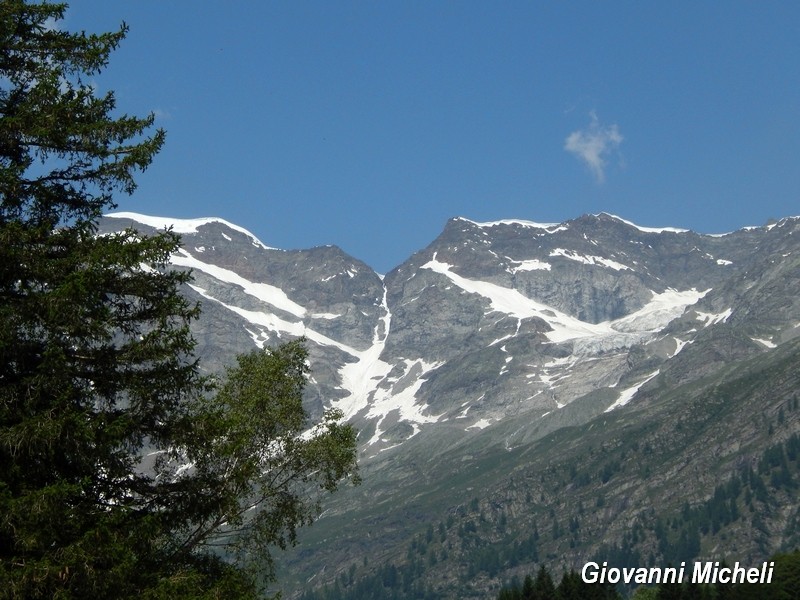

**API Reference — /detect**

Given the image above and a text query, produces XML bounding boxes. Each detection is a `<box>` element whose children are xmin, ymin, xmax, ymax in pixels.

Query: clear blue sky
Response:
<box><xmin>67</xmin><ymin>2</ymin><xmax>799</xmax><ymax>273</ymax></box>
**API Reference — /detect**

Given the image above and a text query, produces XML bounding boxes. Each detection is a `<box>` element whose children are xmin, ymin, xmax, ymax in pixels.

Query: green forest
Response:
<box><xmin>501</xmin><ymin>550</ymin><xmax>800</xmax><ymax>600</ymax></box>
<box><xmin>300</xmin><ymin>433</ymin><xmax>800</xmax><ymax>599</ymax></box>
<box><xmin>298</xmin><ymin>551</ymin><xmax>800</xmax><ymax>600</ymax></box>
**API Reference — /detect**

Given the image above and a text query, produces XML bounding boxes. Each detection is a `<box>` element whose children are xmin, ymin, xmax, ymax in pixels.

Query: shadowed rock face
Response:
<box><xmin>99</xmin><ymin>213</ymin><xmax>800</xmax><ymax>453</ymax></box>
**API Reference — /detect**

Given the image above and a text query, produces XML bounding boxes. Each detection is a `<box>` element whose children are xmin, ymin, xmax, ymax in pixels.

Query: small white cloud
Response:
<box><xmin>564</xmin><ymin>111</ymin><xmax>623</xmax><ymax>183</ymax></box>
<box><xmin>152</xmin><ymin>108</ymin><xmax>172</xmax><ymax>121</ymax></box>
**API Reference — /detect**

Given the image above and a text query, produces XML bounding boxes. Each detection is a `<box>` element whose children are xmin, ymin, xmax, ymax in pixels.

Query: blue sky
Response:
<box><xmin>68</xmin><ymin>2</ymin><xmax>799</xmax><ymax>273</ymax></box>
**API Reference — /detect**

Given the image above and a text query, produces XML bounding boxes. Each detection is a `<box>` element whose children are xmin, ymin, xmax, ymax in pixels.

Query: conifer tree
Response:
<box><xmin>0</xmin><ymin>2</ymin><xmax>358</xmax><ymax>597</ymax></box>
<box><xmin>521</xmin><ymin>573</ymin><xmax>536</xmax><ymax>599</ymax></box>
<box><xmin>534</xmin><ymin>564</ymin><xmax>557</xmax><ymax>599</ymax></box>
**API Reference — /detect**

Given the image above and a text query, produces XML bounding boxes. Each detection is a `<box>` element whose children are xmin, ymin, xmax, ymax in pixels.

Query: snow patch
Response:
<box><xmin>244</xmin><ymin>327</ymin><xmax>268</xmax><ymax>348</ymax></box>
<box><xmin>611</xmin><ymin>288</ymin><xmax>708</xmax><ymax>333</ymax></box>
<box><xmin>671</xmin><ymin>337</ymin><xmax>692</xmax><ymax>357</ymax></box>
<box><xmin>334</xmin><ymin>286</ymin><xmax>393</xmax><ymax>419</ymax></box>
<box><xmin>605</xmin><ymin>371</ymin><xmax>660</xmax><ymax>412</ymax></box>
<box><xmin>456</xmin><ymin>393</ymin><xmax>485</xmax><ymax>420</ymax></box>
<box><xmin>507</xmin><ymin>258</ymin><xmax>552</xmax><ymax>273</ymax></box>
<box><xmin>695</xmin><ymin>308</ymin><xmax>733</xmax><ymax>326</ymax></box>
<box><xmin>752</xmin><ymin>337</ymin><xmax>777</xmax><ymax>349</ymax></box>
<box><xmin>537</xmin><ymin>355</ymin><xmax>578</xmax><ymax>388</ymax></box>
<box><xmin>187</xmin><ymin>284</ymin><xmax>356</xmax><ymax>355</ymax></box>
<box><xmin>424</xmin><ymin>256</ymin><xmax>705</xmax><ymax>345</ymax></box>
<box><xmin>363</xmin><ymin>358</ymin><xmax>445</xmax><ymax>435</ymax></box>
<box><xmin>333</xmin><ymin>286</ymin><xmax>443</xmax><ymax>445</ymax></box>
<box><xmin>172</xmin><ymin>249</ymin><xmax>307</xmax><ymax>318</ymax></box>
<box><xmin>489</xmin><ymin>319</ymin><xmax>522</xmax><ymax>347</ymax></box>
<box><xmin>422</xmin><ymin>254</ymin><xmax>615</xmax><ymax>342</ymax></box>
<box><xmin>549</xmin><ymin>248</ymin><xmax>631</xmax><ymax>271</ymax></box>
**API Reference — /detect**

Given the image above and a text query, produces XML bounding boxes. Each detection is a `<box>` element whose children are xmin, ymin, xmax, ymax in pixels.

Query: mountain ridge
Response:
<box><xmin>100</xmin><ymin>211</ymin><xmax>800</xmax><ymax>451</ymax></box>
<box><xmin>99</xmin><ymin>210</ymin><xmax>800</xmax><ymax>597</ymax></box>
<box><xmin>107</xmin><ymin>210</ymin><xmax>800</xmax><ymax>272</ymax></box>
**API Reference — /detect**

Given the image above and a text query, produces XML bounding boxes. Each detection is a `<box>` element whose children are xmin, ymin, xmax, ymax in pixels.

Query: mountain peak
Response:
<box><xmin>453</xmin><ymin>216</ymin><xmax>563</xmax><ymax>230</ymax></box>
<box><xmin>452</xmin><ymin>213</ymin><xmax>696</xmax><ymax>236</ymax></box>
<box><xmin>105</xmin><ymin>211</ymin><xmax>273</xmax><ymax>250</ymax></box>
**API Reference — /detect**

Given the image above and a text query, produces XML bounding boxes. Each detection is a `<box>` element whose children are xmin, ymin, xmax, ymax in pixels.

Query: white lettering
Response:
<box><xmin>584</xmin><ymin>560</ymin><xmax>772</xmax><ymax>587</ymax></box>
<box><xmin>664</xmin><ymin>566</ymin><xmax>679</xmax><ymax>584</ymax></box>
<box><xmin>582</xmin><ymin>562</ymin><xmax>599</xmax><ymax>584</ymax></box>
<box><xmin>732</xmin><ymin>562</ymin><xmax>747</xmax><ymax>584</ymax></box>
<box><xmin>693</xmin><ymin>561</ymin><xmax>713</xmax><ymax>584</ymax></box>
<box><xmin>648</xmin><ymin>567</ymin><xmax>662</xmax><ymax>584</ymax></box>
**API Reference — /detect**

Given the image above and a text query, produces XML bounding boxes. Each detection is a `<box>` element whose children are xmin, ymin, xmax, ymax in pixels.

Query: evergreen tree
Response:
<box><xmin>0</xmin><ymin>2</ymin><xmax>358</xmax><ymax>597</ymax></box>
<box><xmin>682</xmin><ymin>581</ymin><xmax>701</xmax><ymax>600</ymax></box>
<box><xmin>522</xmin><ymin>573</ymin><xmax>536</xmax><ymax>599</ymax></box>
<box><xmin>533</xmin><ymin>564</ymin><xmax>557</xmax><ymax>599</ymax></box>
<box><xmin>656</xmin><ymin>576</ymin><xmax>684</xmax><ymax>600</ymax></box>
<box><xmin>556</xmin><ymin>570</ymin><xmax>583</xmax><ymax>600</ymax></box>
<box><xmin>499</xmin><ymin>587</ymin><xmax>522</xmax><ymax>600</ymax></box>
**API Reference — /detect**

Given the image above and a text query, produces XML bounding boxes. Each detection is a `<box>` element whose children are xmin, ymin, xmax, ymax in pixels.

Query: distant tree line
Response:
<box><xmin>595</xmin><ymin>431</ymin><xmax>800</xmax><ymax>577</ymax></box>
<box><xmin>301</xmin><ymin>432</ymin><xmax>800</xmax><ymax>599</ymax></box>
<box><xmin>496</xmin><ymin>565</ymin><xmax>620</xmax><ymax>599</ymax></box>
<box><xmin>497</xmin><ymin>550</ymin><xmax>800</xmax><ymax>599</ymax></box>
<box><xmin>627</xmin><ymin>549</ymin><xmax>800</xmax><ymax>599</ymax></box>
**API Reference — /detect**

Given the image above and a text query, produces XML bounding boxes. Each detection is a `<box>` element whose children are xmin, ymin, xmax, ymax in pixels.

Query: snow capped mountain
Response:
<box><xmin>100</xmin><ymin>212</ymin><xmax>800</xmax><ymax>457</ymax></box>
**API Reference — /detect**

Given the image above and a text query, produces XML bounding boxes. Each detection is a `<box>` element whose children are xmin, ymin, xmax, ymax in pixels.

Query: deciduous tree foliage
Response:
<box><xmin>0</xmin><ymin>2</ymin><xmax>359</xmax><ymax>597</ymax></box>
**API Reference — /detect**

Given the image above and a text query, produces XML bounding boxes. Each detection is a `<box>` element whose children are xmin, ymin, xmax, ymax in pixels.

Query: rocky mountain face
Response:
<box><xmin>99</xmin><ymin>211</ymin><xmax>800</xmax><ymax>597</ymax></box>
